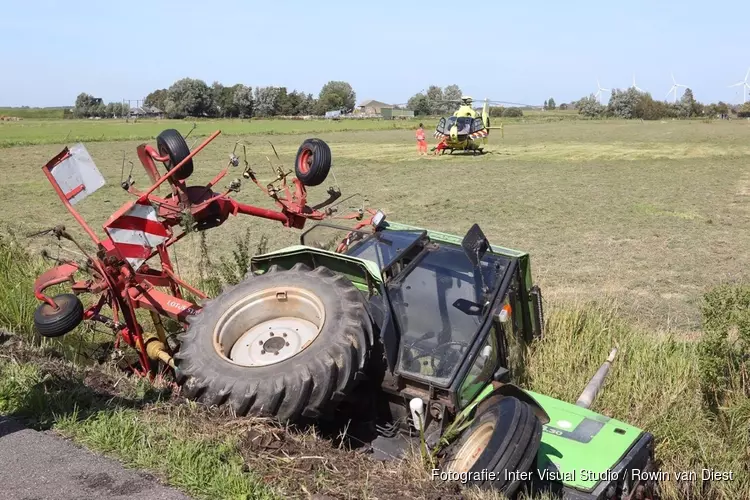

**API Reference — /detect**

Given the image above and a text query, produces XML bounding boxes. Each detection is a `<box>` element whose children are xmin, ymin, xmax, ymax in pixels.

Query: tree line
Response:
<box><xmin>72</xmin><ymin>94</ymin><xmax>130</xmax><ymax>118</ymax></box>
<box><xmin>72</xmin><ymin>79</ymin><xmax>357</xmax><ymax>119</ymax></box>
<box><xmin>571</xmin><ymin>88</ymin><xmax>750</xmax><ymax>120</ymax></box>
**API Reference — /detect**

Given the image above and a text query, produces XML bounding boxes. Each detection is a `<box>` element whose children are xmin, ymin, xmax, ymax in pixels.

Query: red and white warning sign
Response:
<box><xmin>103</xmin><ymin>198</ymin><xmax>169</xmax><ymax>270</ymax></box>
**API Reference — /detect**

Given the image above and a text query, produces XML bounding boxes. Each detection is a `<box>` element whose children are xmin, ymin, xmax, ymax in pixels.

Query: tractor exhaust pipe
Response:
<box><xmin>575</xmin><ymin>347</ymin><xmax>618</xmax><ymax>409</ymax></box>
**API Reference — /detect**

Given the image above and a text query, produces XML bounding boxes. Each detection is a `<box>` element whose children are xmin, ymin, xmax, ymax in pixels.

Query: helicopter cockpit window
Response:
<box><xmin>436</xmin><ymin>117</ymin><xmax>448</xmax><ymax>135</ymax></box>
<box><xmin>456</xmin><ymin>117</ymin><xmax>472</xmax><ymax>135</ymax></box>
<box><xmin>471</xmin><ymin>117</ymin><xmax>485</xmax><ymax>134</ymax></box>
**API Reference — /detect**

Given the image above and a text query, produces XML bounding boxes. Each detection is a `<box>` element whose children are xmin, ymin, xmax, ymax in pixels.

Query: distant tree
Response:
<box><xmin>295</xmin><ymin>92</ymin><xmax>317</xmax><ymax>116</ymax></box>
<box><xmin>576</xmin><ymin>94</ymin><xmax>605</xmax><ymax>117</ymax></box>
<box><xmin>607</xmin><ymin>88</ymin><xmax>641</xmax><ymax>119</ymax></box>
<box><xmin>738</xmin><ymin>102</ymin><xmax>750</xmax><ymax>118</ymax></box>
<box><xmin>634</xmin><ymin>93</ymin><xmax>668</xmax><ymax>120</ymax></box>
<box><xmin>144</xmin><ymin>89</ymin><xmax>168</xmax><ymax>111</ymax></box>
<box><xmin>543</xmin><ymin>99</ymin><xmax>548</xmax><ymax>110</ymax></box>
<box><xmin>232</xmin><ymin>84</ymin><xmax>253</xmax><ymax>118</ymax></box>
<box><xmin>73</xmin><ymin>92</ymin><xmax>98</xmax><ymax>118</ymax></box>
<box><xmin>211</xmin><ymin>82</ymin><xmax>231</xmax><ymax>117</ymax></box>
<box><xmin>426</xmin><ymin>85</ymin><xmax>445</xmax><ymax>114</ymax></box>
<box><xmin>254</xmin><ymin>86</ymin><xmax>281</xmax><ymax>117</ymax></box>
<box><xmin>443</xmin><ymin>84</ymin><xmax>462</xmax><ymax>103</ymax></box>
<box><xmin>164</xmin><ymin>78</ymin><xmax>213</xmax><ymax>118</ymax></box>
<box><xmin>547</xmin><ymin>97</ymin><xmax>556</xmax><ymax>110</ymax></box>
<box><xmin>503</xmin><ymin>107</ymin><xmax>523</xmax><ymax>118</ymax></box>
<box><xmin>407</xmin><ymin>93</ymin><xmax>431</xmax><ymax>116</ymax></box>
<box><xmin>316</xmin><ymin>81</ymin><xmax>356</xmax><ymax>114</ymax></box>
<box><xmin>559</xmin><ymin>103</ymin><xmax>569</xmax><ymax>110</ymax></box>
<box><xmin>105</xmin><ymin>102</ymin><xmax>115</xmax><ymax>118</ymax></box>
<box><xmin>489</xmin><ymin>106</ymin><xmax>505</xmax><ymax>117</ymax></box>
<box><xmin>679</xmin><ymin>88</ymin><xmax>698</xmax><ymax>117</ymax></box>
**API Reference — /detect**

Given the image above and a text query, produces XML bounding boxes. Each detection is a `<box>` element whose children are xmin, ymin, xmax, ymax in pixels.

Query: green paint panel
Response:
<box><xmin>250</xmin><ymin>244</ymin><xmax>382</xmax><ymax>286</ymax></box>
<box><xmin>528</xmin><ymin>391</ymin><xmax>643</xmax><ymax>491</ymax></box>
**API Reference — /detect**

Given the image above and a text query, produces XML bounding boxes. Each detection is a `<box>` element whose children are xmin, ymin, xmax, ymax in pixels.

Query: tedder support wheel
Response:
<box><xmin>442</xmin><ymin>396</ymin><xmax>542</xmax><ymax>496</ymax></box>
<box><xmin>174</xmin><ymin>263</ymin><xmax>373</xmax><ymax>422</ymax></box>
<box><xmin>294</xmin><ymin>138</ymin><xmax>331</xmax><ymax>187</ymax></box>
<box><xmin>33</xmin><ymin>293</ymin><xmax>84</xmax><ymax>338</ymax></box>
<box><xmin>156</xmin><ymin>128</ymin><xmax>193</xmax><ymax>180</ymax></box>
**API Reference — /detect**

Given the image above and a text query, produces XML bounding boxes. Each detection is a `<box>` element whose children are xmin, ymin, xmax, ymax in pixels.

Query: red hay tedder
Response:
<box><xmin>32</xmin><ymin>129</ymin><xmax>376</xmax><ymax>376</ymax></box>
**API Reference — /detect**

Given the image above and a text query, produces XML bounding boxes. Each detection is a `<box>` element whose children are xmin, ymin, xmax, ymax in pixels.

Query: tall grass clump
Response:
<box><xmin>0</xmin><ymin>231</ymin><xmax>46</xmax><ymax>337</ymax></box>
<box><xmin>526</xmin><ymin>298</ymin><xmax>750</xmax><ymax>500</ymax></box>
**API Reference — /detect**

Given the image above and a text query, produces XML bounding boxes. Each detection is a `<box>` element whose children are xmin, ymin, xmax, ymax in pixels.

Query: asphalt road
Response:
<box><xmin>0</xmin><ymin>416</ymin><xmax>191</xmax><ymax>500</ymax></box>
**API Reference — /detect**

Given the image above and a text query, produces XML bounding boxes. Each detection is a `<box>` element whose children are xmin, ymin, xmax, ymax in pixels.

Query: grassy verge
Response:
<box><xmin>526</xmin><ymin>302</ymin><xmax>750</xmax><ymax>499</ymax></box>
<box><xmin>1</xmin><ymin>231</ymin><xmax>748</xmax><ymax>499</ymax></box>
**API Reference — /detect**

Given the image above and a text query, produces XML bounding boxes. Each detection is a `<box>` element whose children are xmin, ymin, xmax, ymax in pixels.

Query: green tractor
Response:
<box><xmin>176</xmin><ymin>216</ymin><xmax>658</xmax><ymax>499</ymax></box>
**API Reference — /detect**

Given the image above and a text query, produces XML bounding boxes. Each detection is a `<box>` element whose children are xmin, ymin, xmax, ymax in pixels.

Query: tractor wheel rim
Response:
<box><xmin>213</xmin><ymin>286</ymin><xmax>325</xmax><ymax>367</ymax></box>
<box><xmin>447</xmin><ymin>420</ymin><xmax>495</xmax><ymax>473</ymax></box>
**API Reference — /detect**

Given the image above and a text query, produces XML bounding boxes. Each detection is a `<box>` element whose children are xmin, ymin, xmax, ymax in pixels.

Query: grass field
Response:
<box><xmin>2</xmin><ymin>118</ymin><xmax>749</xmax><ymax>330</ymax></box>
<box><xmin>1</xmin><ymin>117</ymin><xmax>749</xmax><ymax>499</ymax></box>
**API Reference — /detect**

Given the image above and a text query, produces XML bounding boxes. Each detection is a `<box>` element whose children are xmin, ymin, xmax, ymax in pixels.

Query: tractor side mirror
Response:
<box><xmin>461</xmin><ymin>223</ymin><xmax>490</xmax><ymax>268</ymax></box>
<box><xmin>372</xmin><ymin>210</ymin><xmax>386</xmax><ymax>228</ymax></box>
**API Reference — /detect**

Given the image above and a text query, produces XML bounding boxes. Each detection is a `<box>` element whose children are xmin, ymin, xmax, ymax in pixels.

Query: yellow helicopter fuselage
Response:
<box><xmin>433</xmin><ymin>97</ymin><xmax>495</xmax><ymax>154</ymax></box>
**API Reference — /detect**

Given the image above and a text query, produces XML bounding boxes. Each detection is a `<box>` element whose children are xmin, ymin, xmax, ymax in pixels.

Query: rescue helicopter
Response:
<box><xmin>432</xmin><ymin>96</ymin><xmax>510</xmax><ymax>155</ymax></box>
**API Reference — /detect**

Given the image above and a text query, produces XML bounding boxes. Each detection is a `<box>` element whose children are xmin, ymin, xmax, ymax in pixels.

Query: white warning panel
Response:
<box><xmin>50</xmin><ymin>143</ymin><xmax>106</xmax><ymax>205</ymax></box>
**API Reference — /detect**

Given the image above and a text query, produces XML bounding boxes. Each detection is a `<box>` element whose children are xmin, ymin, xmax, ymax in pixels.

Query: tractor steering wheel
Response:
<box><xmin>405</xmin><ymin>340</ymin><xmax>469</xmax><ymax>379</ymax></box>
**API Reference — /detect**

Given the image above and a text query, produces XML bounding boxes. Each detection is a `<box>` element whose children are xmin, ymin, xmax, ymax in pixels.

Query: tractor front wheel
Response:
<box><xmin>442</xmin><ymin>396</ymin><xmax>542</xmax><ymax>496</ymax></box>
<box><xmin>174</xmin><ymin>263</ymin><xmax>372</xmax><ymax>423</ymax></box>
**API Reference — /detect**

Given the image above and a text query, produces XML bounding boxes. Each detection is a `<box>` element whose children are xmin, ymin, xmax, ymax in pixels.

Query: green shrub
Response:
<box><xmin>502</xmin><ymin>107</ymin><xmax>523</xmax><ymax>118</ymax></box>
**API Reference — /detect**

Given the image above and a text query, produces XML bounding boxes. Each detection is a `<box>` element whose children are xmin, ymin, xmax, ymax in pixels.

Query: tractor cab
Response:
<box><xmin>297</xmin><ymin>220</ymin><xmax>543</xmax><ymax>411</ymax></box>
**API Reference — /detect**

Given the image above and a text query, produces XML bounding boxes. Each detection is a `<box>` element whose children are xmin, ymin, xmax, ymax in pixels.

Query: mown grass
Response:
<box><xmin>0</xmin><ymin>118</ymin><xmax>424</xmax><ymax>148</ymax></box>
<box><xmin>4</xmin><ymin>119</ymin><xmax>749</xmax><ymax>331</ymax></box>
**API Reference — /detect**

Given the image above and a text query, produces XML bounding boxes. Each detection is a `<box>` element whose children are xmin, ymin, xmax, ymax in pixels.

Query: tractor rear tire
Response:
<box><xmin>156</xmin><ymin>128</ymin><xmax>193</xmax><ymax>180</ymax></box>
<box><xmin>174</xmin><ymin>263</ymin><xmax>372</xmax><ymax>423</ymax></box>
<box><xmin>295</xmin><ymin>138</ymin><xmax>331</xmax><ymax>187</ymax></box>
<box><xmin>33</xmin><ymin>294</ymin><xmax>84</xmax><ymax>338</ymax></box>
<box><xmin>442</xmin><ymin>396</ymin><xmax>542</xmax><ymax>496</ymax></box>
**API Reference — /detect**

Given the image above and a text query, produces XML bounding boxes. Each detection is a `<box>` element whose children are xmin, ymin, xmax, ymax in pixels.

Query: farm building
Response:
<box><xmin>357</xmin><ymin>100</ymin><xmax>393</xmax><ymax>115</ymax></box>
<box><xmin>129</xmin><ymin>106</ymin><xmax>164</xmax><ymax>118</ymax></box>
<box><xmin>381</xmin><ymin>108</ymin><xmax>414</xmax><ymax>120</ymax></box>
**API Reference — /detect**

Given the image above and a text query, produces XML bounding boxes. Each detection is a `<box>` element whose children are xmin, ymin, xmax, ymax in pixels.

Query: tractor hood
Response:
<box><xmin>529</xmin><ymin>391</ymin><xmax>651</xmax><ymax>494</ymax></box>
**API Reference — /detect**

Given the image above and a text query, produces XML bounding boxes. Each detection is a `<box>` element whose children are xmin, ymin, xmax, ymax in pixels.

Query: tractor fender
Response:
<box><xmin>478</xmin><ymin>383</ymin><xmax>550</xmax><ymax>425</ymax></box>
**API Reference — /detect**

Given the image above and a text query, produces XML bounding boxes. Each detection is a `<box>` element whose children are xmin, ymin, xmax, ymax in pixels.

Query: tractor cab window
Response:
<box><xmin>458</xmin><ymin>326</ymin><xmax>499</xmax><ymax>407</ymax></box>
<box><xmin>391</xmin><ymin>244</ymin><xmax>509</xmax><ymax>387</ymax></box>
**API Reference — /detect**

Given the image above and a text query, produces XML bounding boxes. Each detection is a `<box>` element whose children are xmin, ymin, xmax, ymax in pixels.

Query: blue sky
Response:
<box><xmin>1</xmin><ymin>0</ymin><xmax>748</xmax><ymax>107</ymax></box>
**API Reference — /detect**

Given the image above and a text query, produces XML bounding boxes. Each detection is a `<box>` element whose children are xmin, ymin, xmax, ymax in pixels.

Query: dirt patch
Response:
<box><xmin>235</xmin><ymin>424</ymin><xmax>463</xmax><ymax>500</ymax></box>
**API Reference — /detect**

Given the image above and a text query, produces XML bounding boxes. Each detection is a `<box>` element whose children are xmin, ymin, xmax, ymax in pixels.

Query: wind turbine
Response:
<box><xmin>728</xmin><ymin>68</ymin><xmax>750</xmax><ymax>103</ymax></box>
<box><xmin>665</xmin><ymin>73</ymin><xmax>687</xmax><ymax>103</ymax></box>
<box><xmin>594</xmin><ymin>79</ymin><xmax>609</xmax><ymax>103</ymax></box>
<box><xmin>631</xmin><ymin>74</ymin><xmax>643</xmax><ymax>92</ymax></box>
